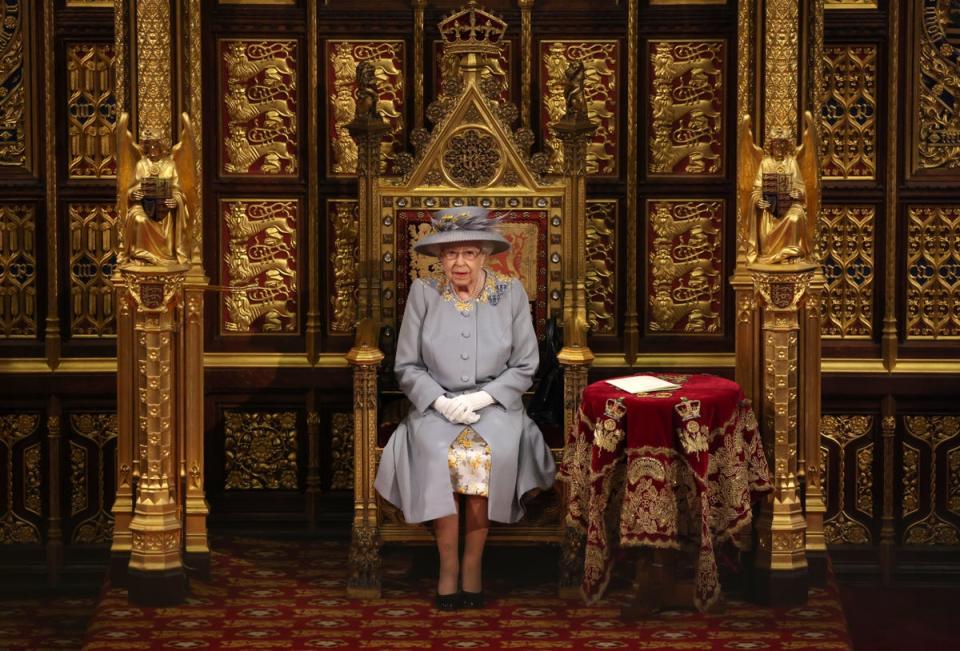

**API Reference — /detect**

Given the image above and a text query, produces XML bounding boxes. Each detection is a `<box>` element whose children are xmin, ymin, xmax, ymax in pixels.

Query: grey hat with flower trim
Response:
<box><xmin>413</xmin><ymin>206</ymin><xmax>510</xmax><ymax>257</ymax></box>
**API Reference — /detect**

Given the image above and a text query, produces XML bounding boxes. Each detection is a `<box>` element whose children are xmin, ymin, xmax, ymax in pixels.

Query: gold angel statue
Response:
<box><xmin>116</xmin><ymin>112</ymin><xmax>200</xmax><ymax>266</ymax></box>
<box><xmin>738</xmin><ymin>111</ymin><xmax>819</xmax><ymax>265</ymax></box>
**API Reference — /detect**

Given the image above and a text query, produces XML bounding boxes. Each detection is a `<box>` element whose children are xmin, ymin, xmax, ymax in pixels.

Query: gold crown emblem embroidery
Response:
<box><xmin>673</xmin><ymin>397</ymin><xmax>701</xmax><ymax>422</ymax></box>
<box><xmin>603</xmin><ymin>397</ymin><xmax>627</xmax><ymax>421</ymax></box>
<box><xmin>438</xmin><ymin>1</ymin><xmax>508</xmax><ymax>57</ymax></box>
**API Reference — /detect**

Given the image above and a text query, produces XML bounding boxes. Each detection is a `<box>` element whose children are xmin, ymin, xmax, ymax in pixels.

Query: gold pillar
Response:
<box><xmin>42</xmin><ymin>0</ymin><xmax>60</xmax><ymax>369</ymax></box>
<box><xmin>345</xmin><ymin>88</ymin><xmax>389</xmax><ymax>598</ymax></box>
<box><xmin>412</xmin><ymin>0</ymin><xmax>427</xmax><ymax>130</ymax></box>
<box><xmin>181</xmin><ymin>285</ymin><xmax>209</xmax><ymax>575</ymax></box>
<box><xmin>881</xmin><ymin>0</ymin><xmax>900</xmax><ymax>370</ymax></box>
<box><xmin>801</xmin><ymin>275</ymin><xmax>826</xmax><ymax>582</ymax></box>
<box><xmin>554</xmin><ymin>89</ymin><xmax>596</xmax><ymax>598</ymax></box>
<box><xmin>519</xmin><ymin>0</ymin><xmax>534</xmax><ymax>130</ymax></box>
<box><xmin>110</xmin><ymin>275</ymin><xmax>136</xmax><ymax>585</ymax></box>
<box><xmin>624</xmin><ymin>0</ymin><xmax>639</xmax><ymax>364</ymax></box>
<box><xmin>124</xmin><ymin>265</ymin><xmax>189</xmax><ymax>605</ymax></box>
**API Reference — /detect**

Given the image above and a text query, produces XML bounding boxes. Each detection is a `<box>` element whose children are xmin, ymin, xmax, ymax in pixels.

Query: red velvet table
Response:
<box><xmin>558</xmin><ymin>373</ymin><xmax>771</xmax><ymax>611</ymax></box>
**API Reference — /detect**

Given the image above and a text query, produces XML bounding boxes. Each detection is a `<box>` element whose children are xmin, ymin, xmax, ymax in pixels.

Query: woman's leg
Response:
<box><xmin>435</xmin><ymin>496</ymin><xmax>460</xmax><ymax>595</ymax></box>
<box><xmin>461</xmin><ymin>495</ymin><xmax>489</xmax><ymax>592</ymax></box>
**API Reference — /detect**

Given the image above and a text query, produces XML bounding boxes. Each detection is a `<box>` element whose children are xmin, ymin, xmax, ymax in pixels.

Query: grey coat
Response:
<box><xmin>374</xmin><ymin>272</ymin><xmax>557</xmax><ymax>524</ymax></box>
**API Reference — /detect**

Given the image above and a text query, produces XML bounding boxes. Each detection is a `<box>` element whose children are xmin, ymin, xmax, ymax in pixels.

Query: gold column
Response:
<box><xmin>554</xmin><ymin>85</ymin><xmax>596</xmax><ymax>598</ymax></box>
<box><xmin>345</xmin><ymin>88</ymin><xmax>389</xmax><ymax>599</ymax></box>
<box><xmin>124</xmin><ymin>265</ymin><xmax>189</xmax><ymax>605</ymax></box>
<box><xmin>801</xmin><ymin>276</ymin><xmax>827</xmax><ymax>582</ymax></box>
<box><xmin>881</xmin><ymin>0</ymin><xmax>899</xmax><ymax>370</ymax></box>
<box><xmin>306</xmin><ymin>0</ymin><xmax>321</xmax><ymax>363</ymax></box>
<box><xmin>181</xmin><ymin>285</ymin><xmax>209</xmax><ymax>575</ymax></box>
<box><xmin>519</xmin><ymin>0</ymin><xmax>534</xmax><ymax>130</ymax></box>
<box><xmin>624</xmin><ymin>0</ymin><xmax>639</xmax><ymax>364</ymax></box>
<box><xmin>752</xmin><ymin>265</ymin><xmax>812</xmax><ymax>604</ymax></box>
<box><xmin>110</xmin><ymin>276</ymin><xmax>136</xmax><ymax>585</ymax></box>
<box><xmin>43</xmin><ymin>0</ymin><xmax>60</xmax><ymax>369</ymax></box>
<box><xmin>137</xmin><ymin>0</ymin><xmax>173</xmax><ymax>142</ymax></box>
<box><xmin>412</xmin><ymin>0</ymin><xmax>427</xmax><ymax>130</ymax></box>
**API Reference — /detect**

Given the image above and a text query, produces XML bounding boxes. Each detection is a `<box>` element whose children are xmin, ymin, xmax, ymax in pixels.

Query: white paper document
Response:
<box><xmin>605</xmin><ymin>375</ymin><xmax>681</xmax><ymax>394</ymax></box>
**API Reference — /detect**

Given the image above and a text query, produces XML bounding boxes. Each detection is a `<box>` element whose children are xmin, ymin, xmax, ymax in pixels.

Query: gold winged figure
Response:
<box><xmin>738</xmin><ymin>111</ymin><xmax>819</xmax><ymax>265</ymax></box>
<box><xmin>116</xmin><ymin>112</ymin><xmax>200</xmax><ymax>266</ymax></box>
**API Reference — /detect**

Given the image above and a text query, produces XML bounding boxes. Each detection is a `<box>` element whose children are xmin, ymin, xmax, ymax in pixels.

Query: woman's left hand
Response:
<box><xmin>455</xmin><ymin>391</ymin><xmax>495</xmax><ymax>413</ymax></box>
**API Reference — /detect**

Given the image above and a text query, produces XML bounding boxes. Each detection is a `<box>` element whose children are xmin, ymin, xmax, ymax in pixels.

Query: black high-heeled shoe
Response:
<box><xmin>435</xmin><ymin>592</ymin><xmax>460</xmax><ymax>610</ymax></box>
<box><xmin>459</xmin><ymin>590</ymin><xmax>484</xmax><ymax>609</ymax></box>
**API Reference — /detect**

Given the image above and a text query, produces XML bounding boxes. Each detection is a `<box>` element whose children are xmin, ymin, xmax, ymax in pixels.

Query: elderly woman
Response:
<box><xmin>375</xmin><ymin>207</ymin><xmax>556</xmax><ymax>610</ymax></box>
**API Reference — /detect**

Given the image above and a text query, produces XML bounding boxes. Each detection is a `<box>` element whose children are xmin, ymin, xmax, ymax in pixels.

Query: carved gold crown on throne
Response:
<box><xmin>439</xmin><ymin>1</ymin><xmax>507</xmax><ymax>56</ymax></box>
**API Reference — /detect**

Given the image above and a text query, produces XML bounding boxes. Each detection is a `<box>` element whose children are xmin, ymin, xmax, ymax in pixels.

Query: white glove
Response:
<box><xmin>433</xmin><ymin>395</ymin><xmax>480</xmax><ymax>425</ymax></box>
<box><xmin>456</xmin><ymin>391</ymin><xmax>496</xmax><ymax>413</ymax></box>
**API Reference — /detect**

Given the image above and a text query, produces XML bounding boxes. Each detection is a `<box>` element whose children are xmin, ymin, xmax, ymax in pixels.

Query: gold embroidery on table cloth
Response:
<box><xmin>448</xmin><ymin>427</ymin><xmax>492</xmax><ymax>497</ymax></box>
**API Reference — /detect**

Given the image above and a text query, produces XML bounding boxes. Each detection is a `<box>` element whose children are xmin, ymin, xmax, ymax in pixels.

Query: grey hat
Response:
<box><xmin>413</xmin><ymin>206</ymin><xmax>510</xmax><ymax>257</ymax></box>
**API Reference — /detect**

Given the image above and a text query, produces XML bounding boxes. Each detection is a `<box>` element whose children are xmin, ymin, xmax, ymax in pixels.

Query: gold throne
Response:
<box><xmin>346</xmin><ymin>3</ymin><xmax>594</xmax><ymax>597</ymax></box>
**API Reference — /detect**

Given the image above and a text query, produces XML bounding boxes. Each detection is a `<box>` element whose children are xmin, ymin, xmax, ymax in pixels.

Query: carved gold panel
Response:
<box><xmin>764</xmin><ymin>0</ymin><xmax>799</xmax><ymax>137</ymax></box>
<box><xmin>68</xmin><ymin>203</ymin><xmax>119</xmax><ymax>337</ymax></box>
<box><xmin>821</xmin><ymin>45</ymin><xmax>877</xmax><ymax>180</ymax></box>
<box><xmin>648</xmin><ymin>40</ymin><xmax>724</xmax><ymax>176</ymax></box>
<box><xmin>949</xmin><ymin>447</ymin><xmax>960</xmax><ymax>516</ymax></box>
<box><xmin>585</xmin><ymin>200</ymin><xmax>616</xmax><ymax>336</ymax></box>
<box><xmin>646</xmin><ymin>199</ymin><xmax>722</xmax><ymax>335</ymax></box>
<box><xmin>903</xmin><ymin>415</ymin><xmax>960</xmax><ymax>545</ymax></box>
<box><xmin>906</xmin><ymin>206</ymin><xmax>960</xmax><ymax>339</ymax></box>
<box><xmin>66</xmin><ymin>43</ymin><xmax>117</xmax><ymax>179</ymax></box>
<box><xmin>911</xmin><ymin>0</ymin><xmax>960</xmax><ymax>175</ymax></box>
<box><xmin>822</xmin><ymin>414</ymin><xmax>873</xmax><ymax>545</ymax></box>
<box><xmin>435</xmin><ymin>39</ymin><xmax>510</xmax><ymax>105</ymax></box>
<box><xmin>326</xmin><ymin>40</ymin><xmax>404</xmax><ymax>177</ymax></box>
<box><xmin>66</xmin><ymin>1</ymin><xmax>114</xmax><ymax>6</ymax></box>
<box><xmin>137</xmin><ymin>0</ymin><xmax>171</xmax><ymax>143</ymax></box>
<box><xmin>540</xmin><ymin>40</ymin><xmax>619</xmax><ymax>176</ymax></box>
<box><xmin>0</xmin><ymin>204</ymin><xmax>36</xmax><ymax>338</ymax></box>
<box><xmin>224</xmin><ymin>411</ymin><xmax>299</xmax><ymax>490</ymax></box>
<box><xmin>69</xmin><ymin>442</ymin><xmax>87</xmax><ymax>517</ymax></box>
<box><xmin>330</xmin><ymin>412</ymin><xmax>353</xmax><ymax>491</ymax></box>
<box><xmin>221</xmin><ymin>199</ymin><xmax>298</xmax><ymax>335</ymax></box>
<box><xmin>820</xmin><ymin>205</ymin><xmax>875</xmax><ymax>338</ymax></box>
<box><xmin>0</xmin><ymin>1</ymin><xmax>32</xmax><ymax>171</ymax></box>
<box><xmin>0</xmin><ymin>414</ymin><xmax>41</xmax><ymax>544</ymax></box>
<box><xmin>328</xmin><ymin>200</ymin><xmax>359</xmax><ymax>335</ymax></box>
<box><xmin>902</xmin><ymin>441</ymin><xmax>920</xmax><ymax>518</ymax></box>
<box><xmin>69</xmin><ymin>413</ymin><xmax>117</xmax><ymax>544</ymax></box>
<box><xmin>220</xmin><ymin>39</ymin><xmax>298</xmax><ymax>176</ymax></box>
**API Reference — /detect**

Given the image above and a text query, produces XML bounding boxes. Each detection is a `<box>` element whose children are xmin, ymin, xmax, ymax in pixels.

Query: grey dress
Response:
<box><xmin>374</xmin><ymin>270</ymin><xmax>557</xmax><ymax>524</ymax></box>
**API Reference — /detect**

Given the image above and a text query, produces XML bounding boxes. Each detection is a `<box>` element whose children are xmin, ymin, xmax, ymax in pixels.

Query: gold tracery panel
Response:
<box><xmin>820</xmin><ymin>205</ymin><xmax>875</xmax><ymax>339</ymax></box>
<box><xmin>0</xmin><ymin>413</ymin><xmax>41</xmax><ymax>544</ymax></box>
<box><xmin>328</xmin><ymin>199</ymin><xmax>359</xmax><ymax>335</ymax></box>
<box><xmin>66</xmin><ymin>42</ymin><xmax>117</xmax><ymax>179</ymax></box>
<box><xmin>906</xmin><ymin>206</ymin><xmax>960</xmax><ymax>339</ymax></box>
<box><xmin>902</xmin><ymin>415</ymin><xmax>960</xmax><ymax>546</ymax></box>
<box><xmin>821</xmin><ymin>44</ymin><xmax>877</xmax><ymax>180</ymax></box>
<box><xmin>68</xmin><ymin>203</ymin><xmax>119</xmax><ymax>337</ymax></box>
<box><xmin>0</xmin><ymin>1</ymin><xmax>31</xmax><ymax>171</ymax></box>
<box><xmin>0</xmin><ymin>204</ymin><xmax>37</xmax><ymax>338</ymax></box>
<box><xmin>821</xmin><ymin>414</ymin><xmax>873</xmax><ymax>545</ymax></box>
<box><xmin>912</xmin><ymin>0</ymin><xmax>960</xmax><ymax>175</ymax></box>
<box><xmin>224</xmin><ymin>410</ymin><xmax>299</xmax><ymax>490</ymax></box>
<box><xmin>69</xmin><ymin>413</ymin><xmax>117</xmax><ymax>544</ymax></box>
<box><xmin>585</xmin><ymin>200</ymin><xmax>616</xmax><ymax>336</ymax></box>
<box><xmin>540</xmin><ymin>40</ymin><xmax>619</xmax><ymax>177</ymax></box>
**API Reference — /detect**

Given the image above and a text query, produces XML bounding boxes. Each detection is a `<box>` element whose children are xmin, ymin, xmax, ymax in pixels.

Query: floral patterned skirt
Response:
<box><xmin>448</xmin><ymin>427</ymin><xmax>492</xmax><ymax>497</ymax></box>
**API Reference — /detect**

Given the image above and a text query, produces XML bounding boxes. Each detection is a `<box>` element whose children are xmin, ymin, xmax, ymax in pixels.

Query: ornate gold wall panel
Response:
<box><xmin>764</xmin><ymin>0</ymin><xmax>799</xmax><ymax>137</ymax></box>
<box><xmin>328</xmin><ymin>200</ymin><xmax>359</xmax><ymax>335</ymax></box>
<box><xmin>66</xmin><ymin>43</ymin><xmax>117</xmax><ymax>179</ymax></box>
<box><xmin>902</xmin><ymin>442</ymin><xmax>920</xmax><ymax>518</ymax></box>
<box><xmin>912</xmin><ymin>0</ymin><xmax>960</xmax><ymax>174</ymax></box>
<box><xmin>820</xmin><ymin>205</ymin><xmax>874</xmax><ymax>338</ymax></box>
<box><xmin>136</xmin><ymin>0</ymin><xmax>172</xmax><ymax>143</ymax></box>
<box><xmin>585</xmin><ymin>200</ymin><xmax>616</xmax><ymax>336</ymax></box>
<box><xmin>540</xmin><ymin>40</ymin><xmax>618</xmax><ymax>176</ymax></box>
<box><xmin>68</xmin><ymin>203</ymin><xmax>119</xmax><ymax>337</ymax></box>
<box><xmin>0</xmin><ymin>204</ymin><xmax>37</xmax><ymax>338</ymax></box>
<box><xmin>326</xmin><ymin>40</ymin><xmax>404</xmax><ymax>177</ymax></box>
<box><xmin>0</xmin><ymin>414</ymin><xmax>41</xmax><ymax>544</ymax></box>
<box><xmin>646</xmin><ymin>199</ymin><xmax>722</xmax><ymax>334</ymax></box>
<box><xmin>821</xmin><ymin>45</ymin><xmax>876</xmax><ymax>180</ymax></box>
<box><xmin>906</xmin><ymin>206</ymin><xmax>960</xmax><ymax>339</ymax></box>
<box><xmin>822</xmin><ymin>414</ymin><xmax>872</xmax><ymax>545</ymax></box>
<box><xmin>648</xmin><ymin>40</ymin><xmax>724</xmax><ymax>176</ymax></box>
<box><xmin>0</xmin><ymin>1</ymin><xmax>31</xmax><ymax>170</ymax></box>
<box><xmin>330</xmin><ymin>412</ymin><xmax>354</xmax><ymax>491</ymax></box>
<box><xmin>223</xmin><ymin>411</ymin><xmax>299</xmax><ymax>490</ymax></box>
<box><xmin>221</xmin><ymin>199</ymin><xmax>298</xmax><ymax>334</ymax></box>
<box><xmin>23</xmin><ymin>443</ymin><xmax>40</xmax><ymax>517</ymax></box>
<box><xmin>902</xmin><ymin>415</ymin><xmax>960</xmax><ymax>545</ymax></box>
<box><xmin>68</xmin><ymin>413</ymin><xmax>117</xmax><ymax>544</ymax></box>
<box><xmin>220</xmin><ymin>39</ymin><xmax>298</xmax><ymax>176</ymax></box>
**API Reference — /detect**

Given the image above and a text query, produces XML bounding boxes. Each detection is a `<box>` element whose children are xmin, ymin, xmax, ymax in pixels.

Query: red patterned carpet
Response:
<box><xmin>0</xmin><ymin>593</ymin><xmax>96</xmax><ymax>650</ymax></box>
<box><xmin>77</xmin><ymin>536</ymin><xmax>852</xmax><ymax>651</ymax></box>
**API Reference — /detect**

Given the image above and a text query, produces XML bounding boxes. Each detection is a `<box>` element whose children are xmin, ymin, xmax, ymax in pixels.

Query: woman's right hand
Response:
<box><xmin>433</xmin><ymin>395</ymin><xmax>480</xmax><ymax>425</ymax></box>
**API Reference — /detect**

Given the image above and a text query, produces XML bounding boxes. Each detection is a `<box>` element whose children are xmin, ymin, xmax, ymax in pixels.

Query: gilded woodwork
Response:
<box><xmin>221</xmin><ymin>199</ymin><xmax>298</xmax><ymax>334</ymax></box>
<box><xmin>624</xmin><ymin>0</ymin><xmax>639</xmax><ymax>362</ymax></box>
<box><xmin>70</xmin><ymin>413</ymin><xmax>117</xmax><ymax>544</ymax></box>
<box><xmin>66</xmin><ymin>0</ymin><xmax>114</xmax><ymax>6</ymax></box>
<box><xmin>902</xmin><ymin>442</ymin><xmax>920</xmax><ymax>518</ymax></box>
<box><xmin>764</xmin><ymin>0</ymin><xmax>799</xmax><ymax>137</ymax></box>
<box><xmin>948</xmin><ymin>447</ymin><xmax>960</xmax><ymax>516</ymax></box>
<box><xmin>648</xmin><ymin>40</ymin><xmax>724</xmax><ymax>176</ymax></box>
<box><xmin>585</xmin><ymin>200</ymin><xmax>616</xmax><ymax>336</ymax></box>
<box><xmin>330</xmin><ymin>412</ymin><xmax>354</xmax><ymax>491</ymax></box>
<box><xmin>0</xmin><ymin>1</ymin><xmax>29</xmax><ymax>169</ymax></box>
<box><xmin>906</xmin><ymin>206</ymin><xmax>960</xmax><ymax>339</ymax></box>
<box><xmin>820</xmin><ymin>45</ymin><xmax>876</xmax><ymax>180</ymax></box>
<box><xmin>913</xmin><ymin>0</ymin><xmax>960</xmax><ymax>173</ymax></box>
<box><xmin>0</xmin><ymin>414</ymin><xmax>41</xmax><ymax>544</ymax></box>
<box><xmin>136</xmin><ymin>0</ymin><xmax>172</xmax><ymax>144</ymax></box>
<box><xmin>820</xmin><ymin>205</ymin><xmax>874</xmax><ymax>338</ymax></box>
<box><xmin>329</xmin><ymin>200</ymin><xmax>359</xmax><ymax>334</ymax></box>
<box><xmin>220</xmin><ymin>39</ymin><xmax>298</xmax><ymax>176</ymax></box>
<box><xmin>903</xmin><ymin>416</ymin><xmax>960</xmax><ymax>545</ymax></box>
<box><xmin>223</xmin><ymin>411</ymin><xmax>299</xmax><ymax>490</ymax></box>
<box><xmin>327</xmin><ymin>40</ymin><xmax>404</xmax><ymax>177</ymax></box>
<box><xmin>825</xmin><ymin>0</ymin><xmax>877</xmax><ymax>8</ymax></box>
<box><xmin>821</xmin><ymin>415</ymin><xmax>872</xmax><ymax>544</ymax></box>
<box><xmin>185</xmin><ymin>0</ymin><xmax>204</xmax><ymax>266</ymax></box>
<box><xmin>541</xmin><ymin>41</ymin><xmax>618</xmax><ymax>176</ymax></box>
<box><xmin>435</xmin><ymin>39</ymin><xmax>510</xmax><ymax>106</ymax></box>
<box><xmin>0</xmin><ymin>204</ymin><xmax>37</xmax><ymax>338</ymax></box>
<box><xmin>646</xmin><ymin>199</ymin><xmax>722</xmax><ymax>334</ymax></box>
<box><xmin>882</xmin><ymin>0</ymin><xmax>901</xmax><ymax>369</ymax></box>
<box><xmin>67</xmin><ymin>43</ymin><xmax>118</xmax><ymax>179</ymax></box>
<box><xmin>23</xmin><ymin>443</ymin><xmax>40</xmax><ymax>517</ymax></box>
<box><xmin>69</xmin><ymin>203</ymin><xmax>119</xmax><ymax>337</ymax></box>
